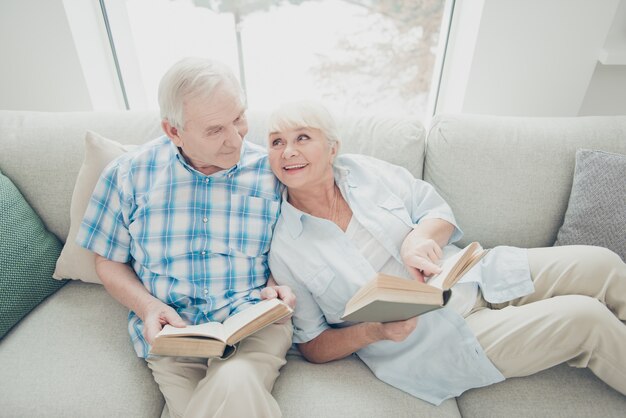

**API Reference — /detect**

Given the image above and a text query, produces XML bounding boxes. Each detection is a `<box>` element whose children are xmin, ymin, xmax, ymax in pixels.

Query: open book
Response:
<box><xmin>341</xmin><ymin>242</ymin><xmax>488</xmax><ymax>323</ymax></box>
<box><xmin>149</xmin><ymin>298</ymin><xmax>292</xmax><ymax>358</ymax></box>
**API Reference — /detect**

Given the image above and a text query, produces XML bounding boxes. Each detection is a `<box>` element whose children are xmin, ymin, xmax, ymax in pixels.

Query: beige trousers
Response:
<box><xmin>147</xmin><ymin>322</ymin><xmax>293</xmax><ymax>418</ymax></box>
<box><xmin>465</xmin><ymin>245</ymin><xmax>626</xmax><ymax>395</ymax></box>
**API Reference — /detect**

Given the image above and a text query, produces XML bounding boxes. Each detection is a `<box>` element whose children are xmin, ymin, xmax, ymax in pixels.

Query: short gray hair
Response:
<box><xmin>158</xmin><ymin>57</ymin><xmax>245</xmax><ymax>130</ymax></box>
<box><xmin>268</xmin><ymin>101</ymin><xmax>341</xmax><ymax>150</ymax></box>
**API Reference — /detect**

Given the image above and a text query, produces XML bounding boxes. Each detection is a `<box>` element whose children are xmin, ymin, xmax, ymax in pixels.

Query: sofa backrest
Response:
<box><xmin>0</xmin><ymin>110</ymin><xmax>424</xmax><ymax>243</ymax></box>
<box><xmin>425</xmin><ymin>114</ymin><xmax>626</xmax><ymax>249</ymax></box>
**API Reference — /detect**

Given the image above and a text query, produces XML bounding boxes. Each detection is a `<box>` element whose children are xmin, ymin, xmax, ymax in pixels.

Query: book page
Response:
<box><xmin>222</xmin><ymin>298</ymin><xmax>286</xmax><ymax>339</ymax></box>
<box><xmin>157</xmin><ymin>321</ymin><xmax>226</xmax><ymax>342</ymax></box>
<box><xmin>427</xmin><ymin>247</ymin><xmax>469</xmax><ymax>289</ymax></box>
<box><xmin>428</xmin><ymin>242</ymin><xmax>485</xmax><ymax>290</ymax></box>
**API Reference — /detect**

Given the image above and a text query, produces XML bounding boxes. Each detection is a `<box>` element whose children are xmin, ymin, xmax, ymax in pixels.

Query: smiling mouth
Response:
<box><xmin>283</xmin><ymin>163</ymin><xmax>308</xmax><ymax>171</ymax></box>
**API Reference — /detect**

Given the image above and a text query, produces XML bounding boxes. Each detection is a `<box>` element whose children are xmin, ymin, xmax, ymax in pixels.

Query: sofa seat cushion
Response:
<box><xmin>0</xmin><ymin>170</ymin><xmax>67</xmax><ymax>338</ymax></box>
<box><xmin>0</xmin><ymin>281</ymin><xmax>164</xmax><ymax>418</ymax></box>
<box><xmin>457</xmin><ymin>363</ymin><xmax>626</xmax><ymax>417</ymax></box>
<box><xmin>273</xmin><ymin>353</ymin><xmax>461</xmax><ymax>417</ymax></box>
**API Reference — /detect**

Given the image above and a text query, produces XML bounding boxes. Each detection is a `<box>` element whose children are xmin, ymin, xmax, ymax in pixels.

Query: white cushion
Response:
<box><xmin>53</xmin><ymin>131</ymin><xmax>134</xmax><ymax>284</ymax></box>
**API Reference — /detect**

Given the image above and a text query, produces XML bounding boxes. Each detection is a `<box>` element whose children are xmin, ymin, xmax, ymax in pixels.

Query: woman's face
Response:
<box><xmin>268</xmin><ymin>127</ymin><xmax>337</xmax><ymax>190</ymax></box>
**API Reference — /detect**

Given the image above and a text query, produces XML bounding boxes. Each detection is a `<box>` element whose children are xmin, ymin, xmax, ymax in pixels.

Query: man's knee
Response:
<box><xmin>211</xmin><ymin>356</ymin><xmax>275</xmax><ymax>388</ymax></box>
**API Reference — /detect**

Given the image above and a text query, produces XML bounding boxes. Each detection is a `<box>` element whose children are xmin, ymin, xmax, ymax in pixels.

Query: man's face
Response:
<box><xmin>165</xmin><ymin>86</ymin><xmax>248</xmax><ymax>176</ymax></box>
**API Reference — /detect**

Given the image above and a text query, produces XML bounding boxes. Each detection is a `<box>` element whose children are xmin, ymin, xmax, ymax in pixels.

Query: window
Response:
<box><xmin>103</xmin><ymin>0</ymin><xmax>450</xmax><ymax>121</ymax></box>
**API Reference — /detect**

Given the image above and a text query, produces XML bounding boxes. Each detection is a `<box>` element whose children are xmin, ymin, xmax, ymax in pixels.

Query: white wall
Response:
<box><xmin>437</xmin><ymin>0</ymin><xmax>625</xmax><ymax>117</ymax></box>
<box><xmin>0</xmin><ymin>0</ymin><xmax>123</xmax><ymax>111</ymax></box>
<box><xmin>579</xmin><ymin>0</ymin><xmax>626</xmax><ymax>115</ymax></box>
<box><xmin>579</xmin><ymin>64</ymin><xmax>626</xmax><ymax>115</ymax></box>
<box><xmin>0</xmin><ymin>0</ymin><xmax>92</xmax><ymax>111</ymax></box>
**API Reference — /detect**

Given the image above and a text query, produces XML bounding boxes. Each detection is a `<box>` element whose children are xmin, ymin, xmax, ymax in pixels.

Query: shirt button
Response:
<box><xmin>227</xmin><ymin>173</ymin><xmax>233</xmax><ymax>178</ymax></box>
<box><xmin>204</xmin><ymin>178</ymin><xmax>210</xmax><ymax>184</ymax></box>
<box><xmin>202</xmin><ymin>217</ymin><xmax>208</xmax><ymax>223</ymax></box>
<box><xmin>203</xmin><ymin>288</ymin><xmax>209</xmax><ymax>295</ymax></box>
<box><xmin>200</xmin><ymin>251</ymin><xmax>207</xmax><ymax>255</ymax></box>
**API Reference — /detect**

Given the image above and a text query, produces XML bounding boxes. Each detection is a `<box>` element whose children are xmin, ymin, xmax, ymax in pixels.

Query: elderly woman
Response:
<box><xmin>266</xmin><ymin>101</ymin><xmax>626</xmax><ymax>405</ymax></box>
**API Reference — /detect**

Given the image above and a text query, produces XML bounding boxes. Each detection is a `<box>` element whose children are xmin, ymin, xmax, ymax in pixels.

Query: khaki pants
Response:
<box><xmin>465</xmin><ymin>245</ymin><xmax>626</xmax><ymax>395</ymax></box>
<box><xmin>147</xmin><ymin>322</ymin><xmax>293</xmax><ymax>418</ymax></box>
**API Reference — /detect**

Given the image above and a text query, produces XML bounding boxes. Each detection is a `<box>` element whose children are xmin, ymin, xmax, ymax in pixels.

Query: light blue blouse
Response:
<box><xmin>269</xmin><ymin>154</ymin><xmax>534</xmax><ymax>405</ymax></box>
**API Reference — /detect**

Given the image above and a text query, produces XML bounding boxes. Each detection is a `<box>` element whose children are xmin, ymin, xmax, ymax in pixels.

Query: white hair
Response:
<box><xmin>267</xmin><ymin>101</ymin><xmax>341</xmax><ymax>150</ymax></box>
<box><xmin>158</xmin><ymin>57</ymin><xmax>245</xmax><ymax>130</ymax></box>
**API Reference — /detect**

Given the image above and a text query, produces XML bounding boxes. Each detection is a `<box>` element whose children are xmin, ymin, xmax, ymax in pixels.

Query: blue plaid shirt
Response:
<box><xmin>77</xmin><ymin>136</ymin><xmax>282</xmax><ymax>358</ymax></box>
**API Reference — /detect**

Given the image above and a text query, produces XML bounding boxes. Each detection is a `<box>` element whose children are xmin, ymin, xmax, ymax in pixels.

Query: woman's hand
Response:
<box><xmin>400</xmin><ymin>235</ymin><xmax>443</xmax><ymax>282</ymax></box>
<box><xmin>368</xmin><ymin>317</ymin><xmax>418</xmax><ymax>342</ymax></box>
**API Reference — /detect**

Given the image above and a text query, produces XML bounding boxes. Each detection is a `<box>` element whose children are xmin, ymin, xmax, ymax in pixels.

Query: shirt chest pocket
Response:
<box><xmin>306</xmin><ymin>266</ymin><xmax>360</xmax><ymax>322</ymax></box>
<box><xmin>376</xmin><ymin>194</ymin><xmax>414</xmax><ymax>242</ymax></box>
<box><xmin>227</xmin><ymin>194</ymin><xmax>281</xmax><ymax>258</ymax></box>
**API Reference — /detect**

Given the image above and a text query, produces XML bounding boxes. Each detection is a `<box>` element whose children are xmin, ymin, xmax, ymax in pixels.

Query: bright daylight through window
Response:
<box><xmin>104</xmin><ymin>0</ymin><xmax>449</xmax><ymax>121</ymax></box>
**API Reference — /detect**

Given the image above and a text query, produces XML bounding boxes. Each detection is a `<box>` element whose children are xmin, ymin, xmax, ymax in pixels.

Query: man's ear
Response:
<box><xmin>162</xmin><ymin>120</ymin><xmax>183</xmax><ymax>147</ymax></box>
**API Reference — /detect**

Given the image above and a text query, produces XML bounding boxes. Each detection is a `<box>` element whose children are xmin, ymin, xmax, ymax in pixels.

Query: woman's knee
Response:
<box><xmin>556</xmin><ymin>295</ymin><xmax>612</xmax><ymax>328</ymax></box>
<box><xmin>576</xmin><ymin>245</ymin><xmax>623</xmax><ymax>273</ymax></box>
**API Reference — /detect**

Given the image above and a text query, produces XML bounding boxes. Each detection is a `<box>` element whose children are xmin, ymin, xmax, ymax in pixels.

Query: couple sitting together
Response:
<box><xmin>77</xmin><ymin>57</ymin><xmax>626</xmax><ymax>417</ymax></box>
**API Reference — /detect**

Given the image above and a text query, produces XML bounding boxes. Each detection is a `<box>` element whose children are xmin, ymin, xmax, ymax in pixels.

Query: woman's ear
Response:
<box><xmin>329</xmin><ymin>141</ymin><xmax>339</xmax><ymax>164</ymax></box>
<box><xmin>162</xmin><ymin>120</ymin><xmax>183</xmax><ymax>147</ymax></box>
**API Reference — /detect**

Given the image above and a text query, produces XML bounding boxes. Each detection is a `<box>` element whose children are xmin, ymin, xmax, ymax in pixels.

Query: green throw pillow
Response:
<box><xmin>0</xmin><ymin>170</ymin><xmax>67</xmax><ymax>338</ymax></box>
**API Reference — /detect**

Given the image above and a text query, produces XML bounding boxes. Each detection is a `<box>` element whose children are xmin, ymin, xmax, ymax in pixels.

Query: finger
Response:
<box><xmin>283</xmin><ymin>294</ymin><xmax>296</xmax><ymax>309</ymax></box>
<box><xmin>144</xmin><ymin>320</ymin><xmax>161</xmax><ymax>345</ymax></box>
<box><xmin>164</xmin><ymin>310</ymin><xmax>186</xmax><ymax>328</ymax></box>
<box><xmin>409</xmin><ymin>256</ymin><xmax>442</xmax><ymax>276</ymax></box>
<box><xmin>278</xmin><ymin>292</ymin><xmax>296</xmax><ymax>309</ymax></box>
<box><xmin>406</xmin><ymin>266</ymin><xmax>425</xmax><ymax>283</ymax></box>
<box><xmin>427</xmin><ymin>248</ymin><xmax>440</xmax><ymax>263</ymax></box>
<box><xmin>433</xmin><ymin>244</ymin><xmax>443</xmax><ymax>259</ymax></box>
<box><xmin>260</xmin><ymin>287</ymin><xmax>278</xmax><ymax>300</ymax></box>
<box><xmin>275</xmin><ymin>286</ymin><xmax>297</xmax><ymax>308</ymax></box>
<box><xmin>422</xmin><ymin>263</ymin><xmax>443</xmax><ymax>277</ymax></box>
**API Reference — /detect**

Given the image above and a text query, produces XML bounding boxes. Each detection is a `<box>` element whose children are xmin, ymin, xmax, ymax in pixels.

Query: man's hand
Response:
<box><xmin>261</xmin><ymin>276</ymin><xmax>296</xmax><ymax>324</ymax></box>
<box><xmin>400</xmin><ymin>236</ymin><xmax>443</xmax><ymax>282</ymax></box>
<box><xmin>261</xmin><ymin>285</ymin><xmax>296</xmax><ymax>310</ymax></box>
<box><xmin>142</xmin><ymin>300</ymin><xmax>186</xmax><ymax>345</ymax></box>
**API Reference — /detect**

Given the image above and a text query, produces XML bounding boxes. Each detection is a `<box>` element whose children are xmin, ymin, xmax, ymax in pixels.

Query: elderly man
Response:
<box><xmin>77</xmin><ymin>57</ymin><xmax>294</xmax><ymax>418</ymax></box>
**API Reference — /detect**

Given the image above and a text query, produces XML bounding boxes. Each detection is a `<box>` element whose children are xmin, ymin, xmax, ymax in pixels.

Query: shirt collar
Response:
<box><xmin>280</xmin><ymin>189</ymin><xmax>305</xmax><ymax>239</ymax></box>
<box><xmin>170</xmin><ymin>139</ymin><xmax>244</xmax><ymax>179</ymax></box>
<box><xmin>333</xmin><ymin>161</ymin><xmax>356</xmax><ymax>188</ymax></box>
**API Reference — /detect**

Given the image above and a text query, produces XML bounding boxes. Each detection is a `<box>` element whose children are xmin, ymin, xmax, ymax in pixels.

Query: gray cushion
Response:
<box><xmin>0</xmin><ymin>170</ymin><xmax>66</xmax><ymax>338</ymax></box>
<box><xmin>555</xmin><ymin>149</ymin><xmax>626</xmax><ymax>261</ymax></box>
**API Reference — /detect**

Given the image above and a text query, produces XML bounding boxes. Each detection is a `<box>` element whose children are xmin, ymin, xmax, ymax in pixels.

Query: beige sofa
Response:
<box><xmin>1</xmin><ymin>110</ymin><xmax>625</xmax><ymax>417</ymax></box>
